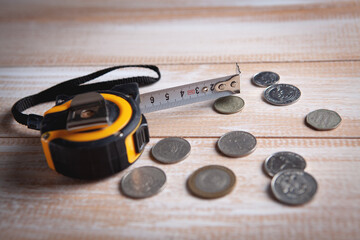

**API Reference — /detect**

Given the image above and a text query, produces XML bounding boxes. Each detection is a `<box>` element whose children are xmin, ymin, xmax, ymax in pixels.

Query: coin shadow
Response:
<box><xmin>261</xmin><ymin>93</ymin><xmax>274</xmax><ymax>105</ymax></box>
<box><xmin>148</xmin><ymin>148</ymin><xmax>158</xmax><ymax>163</ymax></box>
<box><xmin>147</xmin><ymin>148</ymin><xmax>171</xmax><ymax>165</ymax></box>
<box><xmin>261</xmin><ymin>161</ymin><xmax>272</xmax><ymax>178</ymax></box>
<box><xmin>214</xmin><ymin>141</ymin><xmax>234</xmax><ymax>158</ymax></box>
<box><xmin>250</xmin><ymin>77</ymin><xmax>267</xmax><ymax>88</ymax></box>
<box><xmin>0</xmin><ymin>111</ymin><xmax>36</xmax><ymax>137</ymax></box>
<box><xmin>265</xmin><ymin>183</ymin><xmax>279</xmax><ymax>202</ymax></box>
<box><xmin>185</xmin><ymin>180</ymin><xmax>201</xmax><ymax>199</ymax></box>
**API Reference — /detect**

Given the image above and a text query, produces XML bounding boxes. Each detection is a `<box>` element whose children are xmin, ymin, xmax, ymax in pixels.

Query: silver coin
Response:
<box><xmin>217</xmin><ymin>131</ymin><xmax>257</xmax><ymax>157</ymax></box>
<box><xmin>187</xmin><ymin>165</ymin><xmax>236</xmax><ymax>199</ymax></box>
<box><xmin>263</xmin><ymin>84</ymin><xmax>301</xmax><ymax>106</ymax></box>
<box><xmin>213</xmin><ymin>96</ymin><xmax>245</xmax><ymax>114</ymax></box>
<box><xmin>252</xmin><ymin>71</ymin><xmax>280</xmax><ymax>87</ymax></box>
<box><xmin>152</xmin><ymin>137</ymin><xmax>191</xmax><ymax>164</ymax></box>
<box><xmin>264</xmin><ymin>151</ymin><xmax>306</xmax><ymax>177</ymax></box>
<box><xmin>120</xmin><ymin>166</ymin><xmax>166</xmax><ymax>199</ymax></box>
<box><xmin>271</xmin><ymin>169</ymin><xmax>317</xmax><ymax>205</ymax></box>
<box><xmin>306</xmin><ymin>109</ymin><xmax>342</xmax><ymax>131</ymax></box>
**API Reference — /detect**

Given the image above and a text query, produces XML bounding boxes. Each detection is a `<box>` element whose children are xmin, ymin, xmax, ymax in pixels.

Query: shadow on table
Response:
<box><xmin>0</xmin><ymin>146</ymin><xmax>109</xmax><ymax>196</ymax></box>
<box><xmin>0</xmin><ymin>112</ymin><xmax>38</xmax><ymax>137</ymax></box>
<box><xmin>0</xmin><ymin>152</ymin><xmax>102</xmax><ymax>191</ymax></box>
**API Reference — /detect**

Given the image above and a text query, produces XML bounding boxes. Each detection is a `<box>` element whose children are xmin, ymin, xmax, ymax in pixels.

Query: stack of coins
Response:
<box><xmin>263</xmin><ymin>152</ymin><xmax>318</xmax><ymax>205</ymax></box>
<box><xmin>252</xmin><ymin>71</ymin><xmax>301</xmax><ymax>106</ymax></box>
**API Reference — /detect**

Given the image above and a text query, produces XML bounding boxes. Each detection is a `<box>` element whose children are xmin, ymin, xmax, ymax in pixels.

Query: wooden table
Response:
<box><xmin>1</xmin><ymin>1</ymin><xmax>359</xmax><ymax>239</ymax></box>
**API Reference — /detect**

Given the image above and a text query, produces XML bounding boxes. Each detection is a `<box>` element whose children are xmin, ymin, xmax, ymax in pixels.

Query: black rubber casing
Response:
<box><xmin>40</xmin><ymin>83</ymin><xmax>149</xmax><ymax>179</ymax></box>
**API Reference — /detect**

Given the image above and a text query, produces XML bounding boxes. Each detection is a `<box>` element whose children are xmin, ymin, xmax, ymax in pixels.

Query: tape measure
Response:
<box><xmin>12</xmin><ymin>64</ymin><xmax>240</xmax><ymax>179</ymax></box>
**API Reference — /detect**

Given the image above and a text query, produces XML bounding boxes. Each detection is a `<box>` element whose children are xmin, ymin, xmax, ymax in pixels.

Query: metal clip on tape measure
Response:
<box><xmin>12</xmin><ymin>65</ymin><xmax>161</xmax><ymax>179</ymax></box>
<box><xmin>12</xmin><ymin>64</ymin><xmax>241</xmax><ymax>180</ymax></box>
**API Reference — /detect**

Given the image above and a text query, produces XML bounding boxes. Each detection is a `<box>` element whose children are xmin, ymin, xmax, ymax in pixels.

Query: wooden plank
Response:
<box><xmin>1</xmin><ymin>61</ymin><xmax>359</xmax><ymax>138</ymax></box>
<box><xmin>0</xmin><ymin>137</ymin><xmax>359</xmax><ymax>240</ymax></box>
<box><xmin>0</xmin><ymin>1</ymin><xmax>359</xmax><ymax>66</ymax></box>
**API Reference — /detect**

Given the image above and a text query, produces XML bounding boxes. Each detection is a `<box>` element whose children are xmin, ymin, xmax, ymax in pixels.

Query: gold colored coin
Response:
<box><xmin>187</xmin><ymin>165</ymin><xmax>236</xmax><ymax>199</ymax></box>
<box><xmin>213</xmin><ymin>96</ymin><xmax>245</xmax><ymax>114</ymax></box>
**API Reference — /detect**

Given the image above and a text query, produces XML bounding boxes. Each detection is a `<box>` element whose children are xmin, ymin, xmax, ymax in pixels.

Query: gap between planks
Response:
<box><xmin>1</xmin><ymin>59</ymin><xmax>360</xmax><ymax>69</ymax></box>
<box><xmin>1</xmin><ymin>136</ymin><xmax>359</xmax><ymax>140</ymax></box>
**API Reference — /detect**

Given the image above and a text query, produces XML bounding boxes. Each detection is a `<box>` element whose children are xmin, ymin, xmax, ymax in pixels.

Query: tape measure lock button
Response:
<box><xmin>134</xmin><ymin>121</ymin><xmax>150</xmax><ymax>153</ymax></box>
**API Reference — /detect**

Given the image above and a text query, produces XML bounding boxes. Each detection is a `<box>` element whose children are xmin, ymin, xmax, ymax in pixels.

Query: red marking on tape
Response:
<box><xmin>187</xmin><ymin>89</ymin><xmax>195</xmax><ymax>95</ymax></box>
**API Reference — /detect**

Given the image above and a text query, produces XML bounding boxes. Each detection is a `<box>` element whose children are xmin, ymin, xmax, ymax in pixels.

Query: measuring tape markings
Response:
<box><xmin>140</xmin><ymin>74</ymin><xmax>239</xmax><ymax>113</ymax></box>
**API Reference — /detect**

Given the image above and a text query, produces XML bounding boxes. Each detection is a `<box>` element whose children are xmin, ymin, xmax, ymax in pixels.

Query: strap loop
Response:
<box><xmin>11</xmin><ymin>65</ymin><xmax>161</xmax><ymax>130</ymax></box>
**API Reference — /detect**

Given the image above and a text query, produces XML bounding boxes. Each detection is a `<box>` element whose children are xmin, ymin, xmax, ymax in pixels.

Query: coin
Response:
<box><xmin>264</xmin><ymin>151</ymin><xmax>306</xmax><ymax>177</ymax></box>
<box><xmin>187</xmin><ymin>165</ymin><xmax>236</xmax><ymax>199</ymax></box>
<box><xmin>306</xmin><ymin>109</ymin><xmax>342</xmax><ymax>131</ymax></box>
<box><xmin>263</xmin><ymin>84</ymin><xmax>301</xmax><ymax>106</ymax></box>
<box><xmin>213</xmin><ymin>96</ymin><xmax>245</xmax><ymax>114</ymax></box>
<box><xmin>120</xmin><ymin>166</ymin><xmax>166</xmax><ymax>199</ymax></box>
<box><xmin>271</xmin><ymin>169</ymin><xmax>317</xmax><ymax>205</ymax></box>
<box><xmin>252</xmin><ymin>71</ymin><xmax>280</xmax><ymax>87</ymax></box>
<box><xmin>217</xmin><ymin>131</ymin><xmax>257</xmax><ymax>157</ymax></box>
<box><xmin>151</xmin><ymin>137</ymin><xmax>191</xmax><ymax>164</ymax></box>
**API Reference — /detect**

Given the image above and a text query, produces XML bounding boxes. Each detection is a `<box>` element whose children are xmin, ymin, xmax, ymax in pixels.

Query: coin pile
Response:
<box><xmin>253</xmin><ymin>71</ymin><xmax>301</xmax><ymax>106</ymax></box>
<box><xmin>264</xmin><ymin>84</ymin><xmax>301</xmax><ymax>106</ymax></box>
<box><xmin>264</xmin><ymin>151</ymin><xmax>318</xmax><ymax>205</ymax></box>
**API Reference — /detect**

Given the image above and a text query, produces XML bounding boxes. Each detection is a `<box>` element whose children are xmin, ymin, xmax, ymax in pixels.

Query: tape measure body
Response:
<box><xmin>40</xmin><ymin>84</ymin><xmax>149</xmax><ymax>179</ymax></box>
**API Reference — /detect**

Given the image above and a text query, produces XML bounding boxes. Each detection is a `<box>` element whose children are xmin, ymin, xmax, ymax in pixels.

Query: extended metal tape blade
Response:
<box><xmin>140</xmin><ymin>67</ymin><xmax>240</xmax><ymax>113</ymax></box>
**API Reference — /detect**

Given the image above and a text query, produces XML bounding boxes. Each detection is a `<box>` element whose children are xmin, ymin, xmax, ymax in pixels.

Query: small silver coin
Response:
<box><xmin>271</xmin><ymin>169</ymin><xmax>317</xmax><ymax>205</ymax></box>
<box><xmin>120</xmin><ymin>166</ymin><xmax>166</xmax><ymax>199</ymax></box>
<box><xmin>217</xmin><ymin>131</ymin><xmax>257</xmax><ymax>157</ymax></box>
<box><xmin>213</xmin><ymin>96</ymin><xmax>245</xmax><ymax>114</ymax></box>
<box><xmin>263</xmin><ymin>84</ymin><xmax>301</xmax><ymax>106</ymax></box>
<box><xmin>306</xmin><ymin>109</ymin><xmax>342</xmax><ymax>131</ymax></box>
<box><xmin>152</xmin><ymin>137</ymin><xmax>191</xmax><ymax>164</ymax></box>
<box><xmin>252</xmin><ymin>71</ymin><xmax>280</xmax><ymax>87</ymax></box>
<box><xmin>264</xmin><ymin>151</ymin><xmax>306</xmax><ymax>177</ymax></box>
<box><xmin>187</xmin><ymin>165</ymin><xmax>236</xmax><ymax>199</ymax></box>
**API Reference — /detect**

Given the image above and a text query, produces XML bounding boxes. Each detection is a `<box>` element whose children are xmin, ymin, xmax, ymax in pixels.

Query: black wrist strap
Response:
<box><xmin>11</xmin><ymin>65</ymin><xmax>161</xmax><ymax>130</ymax></box>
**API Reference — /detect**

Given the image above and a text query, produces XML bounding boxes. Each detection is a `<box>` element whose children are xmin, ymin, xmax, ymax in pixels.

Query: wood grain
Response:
<box><xmin>1</xmin><ymin>0</ymin><xmax>360</xmax><ymax>239</ymax></box>
<box><xmin>0</xmin><ymin>1</ymin><xmax>359</xmax><ymax>66</ymax></box>
<box><xmin>1</xmin><ymin>61</ymin><xmax>359</xmax><ymax>138</ymax></box>
<box><xmin>0</xmin><ymin>137</ymin><xmax>359</xmax><ymax>240</ymax></box>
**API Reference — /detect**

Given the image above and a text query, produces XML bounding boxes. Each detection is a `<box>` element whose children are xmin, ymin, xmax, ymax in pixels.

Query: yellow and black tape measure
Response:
<box><xmin>40</xmin><ymin>84</ymin><xmax>149</xmax><ymax>179</ymax></box>
<box><xmin>11</xmin><ymin>65</ymin><xmax>160</xmax><ymax>179</ymax></box>
<box><xmin>12</xmin><ymin>64</ymin><xmax>240</xmax><ymax>179</ymax></box>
